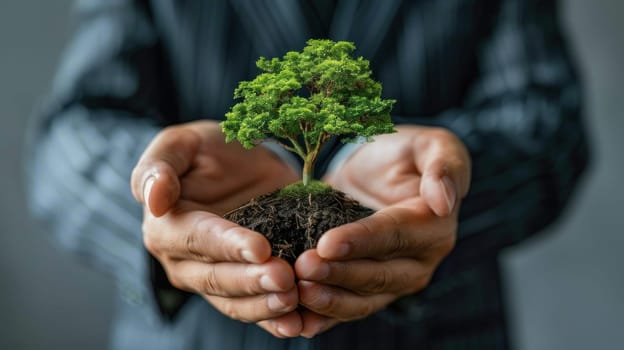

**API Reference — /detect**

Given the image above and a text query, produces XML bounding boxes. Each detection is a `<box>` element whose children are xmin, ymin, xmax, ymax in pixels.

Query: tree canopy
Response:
<box><xmin>221</xmin><ymin>39</ymin><xmax>395</xmax><ymax>185</ymax></box>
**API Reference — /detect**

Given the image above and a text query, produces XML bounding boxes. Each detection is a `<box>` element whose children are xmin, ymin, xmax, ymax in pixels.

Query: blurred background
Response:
<box><xmin>0</xmin><ymin>1</ymin><xmax>622</xmax><ymax>349</ymax></box>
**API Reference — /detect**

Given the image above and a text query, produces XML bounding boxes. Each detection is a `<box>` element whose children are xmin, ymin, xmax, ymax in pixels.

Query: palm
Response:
<box><xmin>325</xmin><ymin>125</ymin><xmax>470</xmax><ymax>218</ymax></box>
<box><xmin>325</xmin><ymin>131</ymin><xmax>422</xmax><ymax>209</ymax></box>
<box><xmin>175</xmin><ymin>122</ymin><xmax>299</xmax><ymax>215</ymax></box>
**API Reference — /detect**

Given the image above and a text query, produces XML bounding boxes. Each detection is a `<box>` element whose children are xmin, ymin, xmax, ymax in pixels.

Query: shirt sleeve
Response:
<box><xmin>25</xmin><ymin>0</ymin><xmax>186</xmax><ymax>319</ymax></box>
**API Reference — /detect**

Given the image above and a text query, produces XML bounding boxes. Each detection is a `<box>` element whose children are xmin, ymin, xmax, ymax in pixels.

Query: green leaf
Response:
<box><xmin>222</xmin><ymin>39</ymin><xmax>396</xmax><ymax>174</ymax></box>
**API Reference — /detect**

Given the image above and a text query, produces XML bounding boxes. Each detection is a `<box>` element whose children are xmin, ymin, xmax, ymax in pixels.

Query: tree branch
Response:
<box><xmin>300</xmin><ymin>119</ymin><xmax>313</xmax><ymax>154</ymax></box>
<box><xmin>325</xmin><ymin>80</ymin><xmax>334</xmax><ymax>97</ymax></box>
<box><xmin>275</xmin><ymin>140</ymin><xmax>298</xmax><ymax>155</ymax></box>
<box><xmin>285</xmin><ymin>136</ymin><xmax>307</xmax><ymax>160</ymax></box>
<box><xmin>312</xmin><ymin>131</ymin><xmax>330</xmax><ymax>159</ymax></box>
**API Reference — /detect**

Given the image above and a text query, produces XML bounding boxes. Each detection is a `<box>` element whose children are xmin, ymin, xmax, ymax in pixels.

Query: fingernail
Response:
<box><xmin>260</xmin><ymin>275</ymin><xmax>281</xmax><ymax>292</ymax></box>
<box><xmin>441</xmin><ymin>176</ymin><xmax>457</xmax><ymax>213</ymax></box>
<box><xmin>276</xmin><ymin>324</ymin><xmax>288</xmax><ymax>337</ymax></box>
<box><xmin>302</xmin><ymin>324</ymin><xmax>323</xmax><ymax>339</ymax></box>
<box><xmin>143</xmin><ymin>176</ymin><xmax>156</xmax><ymax>206</ymax></box>
<box><xmin>241</xmin><ymin>249</ymin><xmax>257</xmax><ymax>263</ymax></box>
<box><xmin>268</xmin><ymin>293</ymin><xmax>288</xmax><ymax>312</ymax></box>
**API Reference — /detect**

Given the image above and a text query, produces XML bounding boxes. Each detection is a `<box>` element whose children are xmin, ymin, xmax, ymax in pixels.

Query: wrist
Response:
<box><xmin>261</xmin><ymin>140</ymin><xmax>302</xmax><ymax>177</ymax></box>
<box><xmin>325</xmin><ymin>139</ymin><xmax>365</xmax><ymax>177</ymax></box>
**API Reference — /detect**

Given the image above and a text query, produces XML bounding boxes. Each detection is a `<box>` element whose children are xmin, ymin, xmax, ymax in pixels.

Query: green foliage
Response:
<box><xmin>221</xmin><ymin>39</ymin><xmax>396</xmax><ymax>185</ymax></box>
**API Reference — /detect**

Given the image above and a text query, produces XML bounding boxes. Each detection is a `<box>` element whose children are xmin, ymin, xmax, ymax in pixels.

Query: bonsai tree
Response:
<box><xmin>222</xmin><ymin>39</ymin><xmax>396</xmax><ymax>263</ymax></box>
<box><xmin>221</xmin><ymin>39</ymin><xmax>395</xmax><ymax>186</ymax></box>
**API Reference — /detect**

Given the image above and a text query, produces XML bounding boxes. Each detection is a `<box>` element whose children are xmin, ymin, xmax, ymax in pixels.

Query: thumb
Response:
<box><xmin>131</xmin><ymin>127</ymin><xmax>201</xmax><ymax>216</ymax></box>
<box><xmin>134</xmin><ymin>163</ymin><xmax>181</xmax><ymax>217</ymax></box>
<box><xmin>421</xmin><ymin>171</ymin><xmax>458</xmax><ymax>217</ymax></box>
<box><xmin>413</xmin><ymin>130</ymin><xmax>471</xmax><ymax>217</ymax></box>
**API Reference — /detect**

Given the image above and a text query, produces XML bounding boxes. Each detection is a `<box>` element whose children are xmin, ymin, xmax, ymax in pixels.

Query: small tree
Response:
<box><xmin>221</xmin><ymin>39</ymin><xmax>395</xmax><ymax>186</ymax></box>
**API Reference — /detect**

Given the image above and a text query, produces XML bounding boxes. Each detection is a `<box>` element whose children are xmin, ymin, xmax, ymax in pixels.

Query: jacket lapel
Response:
<box><xmin>228</xmin><ymin>0</ymin><xmax>402</xmax><ymax>59</ymax></box>
<box><xmin>229</xmin><ymin>0</ymin><xmax>311</xmax><ymax>56</ymax></box>
<box><xmin>330</xmin><ymin>0</ymin><xmax>402</xmax><ymax>59</ymax></box>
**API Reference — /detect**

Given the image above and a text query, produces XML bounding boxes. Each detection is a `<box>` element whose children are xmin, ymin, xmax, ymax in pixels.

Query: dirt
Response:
<box><xmin>224</xmin><ymin>187</ymin><xmax>374</xmax><ymax>264</ymax></box>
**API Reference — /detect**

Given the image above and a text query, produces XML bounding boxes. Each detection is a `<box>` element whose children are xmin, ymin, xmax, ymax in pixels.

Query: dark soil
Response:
<box><xmin>224</xmin><ymin>187</ymin><xmax>374</xmax><ymax>264</ymax></box>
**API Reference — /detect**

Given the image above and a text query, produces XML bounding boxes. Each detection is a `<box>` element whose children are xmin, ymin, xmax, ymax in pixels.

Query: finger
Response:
<box><xmin>166</xmin><ymin>257</ymin><xmax>295</xmax><ymax>297</ymax></box>
<box><xmin>411</xmin><ymin>127</ymin><xmax>471</xmax><ymax>217</ymax></box>
<box><xmin>317</xmin><ymin>204</ymin><xmax>456</xmax><ymax>261</ymax></box>
<box><xmin>296</xmin><ymin>250</ymin><xmax>429</xmax><ymax>296</ymax></box>
<box><xmin>143</xmin><ymin>210</ymin><xmax>271</xmax><ymax>264</ymax></box>
<box><xmin>204</xmin><ymin>287</ymin><xmax>298</xmax><ymax>323</ymax></box>
<box><xmin>257</xmin><ymin>311</ymin><xmax>303</xmax><ymax>338</ymax></box>
<box><xmin>131</xmin><ymin>126</ymin><xmax>201</xmax><ymax>216</ymax></box>
<box><xmin>299</xmin><ymin>309</ymin><xmax>340</xmax><ymax>338</ymax></box>
<box><xmin>298</xmin><ymin>281</ymin><xmax>395</xmax><ymax>321</ymax></box>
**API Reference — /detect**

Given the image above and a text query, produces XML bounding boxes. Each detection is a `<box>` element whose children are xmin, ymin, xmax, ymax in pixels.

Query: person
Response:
<box><xmin>27</xmin><ymin>0</ymin><xmax>589</xmax><ymax>349</ymax></box>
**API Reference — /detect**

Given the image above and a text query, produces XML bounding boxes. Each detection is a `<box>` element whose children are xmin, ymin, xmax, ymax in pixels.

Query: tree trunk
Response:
<box><xmin>302</xmin><ymin>158</ymin><xmax>314</xmax><ymax>186</ymax></box>
<box><xmin>302</xmin><ymin>150</ymin><xmax>320</xmax><ymax>187</ymax></box>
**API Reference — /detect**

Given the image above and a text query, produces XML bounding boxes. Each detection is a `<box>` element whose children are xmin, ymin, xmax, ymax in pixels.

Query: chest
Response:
<box><xmin>151</xmin><ymin>0</ymin><xmax>498</xmax><ymax>119</ymax></box>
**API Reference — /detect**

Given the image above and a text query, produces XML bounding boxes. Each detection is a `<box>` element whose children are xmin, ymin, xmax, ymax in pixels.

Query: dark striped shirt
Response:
<box><xmin>27</xmin><ymin>0</ymin><xmax>589</xmax><ymax>349</ymax></box>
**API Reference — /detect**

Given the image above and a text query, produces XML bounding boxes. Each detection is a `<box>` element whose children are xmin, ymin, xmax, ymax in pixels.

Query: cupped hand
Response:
<box><xmin>131</xmin><ymin>121</ymin><xmax>301</xmax><ymax>338</ymax></box>
<box><xmin>295</xmin><ymin>126</ymin><xmax>471</xmax><ymax>337</ymax></box>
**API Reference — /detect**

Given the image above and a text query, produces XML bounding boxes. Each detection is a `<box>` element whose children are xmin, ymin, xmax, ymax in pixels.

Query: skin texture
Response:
<box><xmin>131</xmin><ymin>121</ymin><xmax>302</xmax><ymax>337</ymax></box>
<box><xmin>131</xmin><ymin>122</ymin><xmax>471</xmax><ymax>338</ymax></box>
<box><xmin>296</xmin><ymin>125</ymin><xmax>471</xmax><ymax>337</ymax></box>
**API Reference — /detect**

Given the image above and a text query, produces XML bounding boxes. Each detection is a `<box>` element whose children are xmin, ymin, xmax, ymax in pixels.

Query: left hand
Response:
<box><xmin>294</xmin><ymin>125</ymin><xmax>471</xmax><ymax>337</ymax></box>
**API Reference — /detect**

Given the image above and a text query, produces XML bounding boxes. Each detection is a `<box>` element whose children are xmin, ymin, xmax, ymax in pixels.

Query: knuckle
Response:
<box><xmin>343</xmin><ymin>302</ymin><xmax>373</xmax><ymax>321</ymax></box>
<box><xmin>185</xmin><ymin>229</ymin><xmax>203</xmax><ymax>260</ymax></box>
<box><xmin>406</xmin><ymin>271</ymin><xmax>432</xmax><ymax>294</ymax></box>
<box><xmin>394</xmin><ymin>270</ymin><xmax>413</xmax><ymax>293</ymax></box>
<box><xmin>233</xmin><ymin>298</ymin><xmax>267</xmax><ymax>323</ymax></box>
<box><xmin>320</xmin><ymin>293</ymin><xmax>338</xmax><ymax>315</ymax></box>
<box><xmin>168</xmin><ymin>272</ymin><xmax>184</xmax><ymax>291</ymax></box>
<box><xmin>415</xmin><ymin>273</ymin><xmax>433</xmax><ymax>292</ymax></box>
<box><xmin>220</xmin><ymin>299</ymin><xmax>244</xmax><ymax>322</ymax></box>
<box><xmin>440</xmin><ymin>234</ymin><xmax>456</xmax><ymax>257</ymax></box>
<box><xmin>400</xmin><ymin>271</ymin><xmax>422</xmax><ymax>294</ymax></box>
<box><xmin>366</xmin><ymin>268</ymin><xmax>391</xmax><ymax>294</ymax></box>
<box><xmin>386</xmin><ymin>229</ymin><xmax>409</xmax><ymax>259</ymax></box>
<box><xmin>184</xmin><ymin>216</ymin><xmax>211</xmax><ymax>261</ymax></box>
<box><xmin>199</xmin><ymin>265</ymin><xmax>221</xmax><ymax>295</ymax></box>
<box><xmin>431</xmin><ymin>225</ymin><xmax>457</xmax><ymax>260</ymax></box>
<box><xmin>142</xmin><ymin>231</ymin><xmax>161</xmax><ymax>256</ymax></box>
<box><xmin>161</xmin><ymin>261</ymin><xmax>185</xmax><ymax>290</ymax></box>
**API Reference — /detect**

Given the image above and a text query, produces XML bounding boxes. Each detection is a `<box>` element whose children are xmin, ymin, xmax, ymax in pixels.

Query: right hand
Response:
<box><xmin>131</xmin><ymin>121</ymin><xmax>301</xmax><ymax>338</ymax></box>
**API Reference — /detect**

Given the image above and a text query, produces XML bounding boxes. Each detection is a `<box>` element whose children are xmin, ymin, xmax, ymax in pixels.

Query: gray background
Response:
<box><xmin>0</xmin><ymin>1</ymin><xmax>622</xmax><ymax>349</ymax></box>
